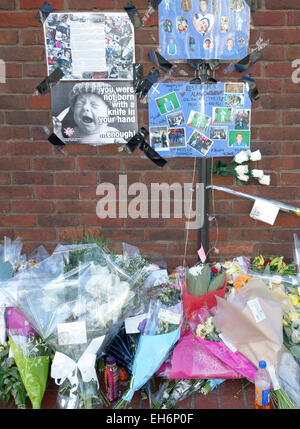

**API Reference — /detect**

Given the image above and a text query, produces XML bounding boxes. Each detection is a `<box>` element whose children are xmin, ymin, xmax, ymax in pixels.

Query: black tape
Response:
<box><xmin>245</xmin><ymin>0</ymin><xmax>261</xmax><ymax>11</ymax></box>
<box><xmin>135</xmin><ymin>67</ymin><xmax>160</xmax><ymax>99</ymax></box>
<box><xmin>125</xmin><ymin>128</ymin><xmax>167</xmax><ymax>168</ymax></box>
<box><xmin>148</xmin><ymin>0</ymin><xmax>163</xmax><ymax>9</ymax></box>
<box><xmin>48</xmin><ymin>133</ymin><xmax>65</xmax><ymax>148</ymax></box>
<box><xmin>133</xmin><ymin>63</ymin><xmax>144</xmax><ymax>92</ymax></box>
<box><xmin>234</xmin><ymin>50</ymin><xmax>262</xmax><ymax>73</ymax></box>
<box><xmin>35</xmin><ymin>1</ymin><xmax>54</xmax><ymax>24</ymax></box>
<box><xmin>189</xmin><ymin>61</ymin><xmax>218</xmax><ymax>85</ymax></box>
<box><xmin>124</xmin><ymin>2</ymin><xmax>143</xmax><ymax>28</ymax></box>
<box><xmin>147</xmin><ymin>49</ymin><xmax>173</xmax><ymax>73</ymax></box>
<box><xmin>243</xmin><ymin>74</ymin><xmax>260</xmax><ymax>101</ymax></box>
<box><xmin>36</xmin><ymin>67</ymin><xmax>64</xmax><ymax>95</ymax></box>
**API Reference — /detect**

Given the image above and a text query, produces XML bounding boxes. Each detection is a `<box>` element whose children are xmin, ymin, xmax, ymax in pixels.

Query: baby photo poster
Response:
<box><xmin>159</xmin><ymin>0</ymin><xmax>250</xmax><ymax>60</ymax></box>
<box><xmin>148</xmin><ymin>81</ymin><xmax>251</xmax><ymax>158</ymax></box>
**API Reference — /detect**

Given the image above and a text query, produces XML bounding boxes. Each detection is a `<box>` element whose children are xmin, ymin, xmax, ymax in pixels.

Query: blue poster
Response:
<box><xmin>148</xmin><ymin>81</ymin><xmax>251</xmax><ymax>158</ymax></box>
<box><xmin>159</xmin><ymin>0</ymin><xmax>250</xmax><ymax>60</ymax></box>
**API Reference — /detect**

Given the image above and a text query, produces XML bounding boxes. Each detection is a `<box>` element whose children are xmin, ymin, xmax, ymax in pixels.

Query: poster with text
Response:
<box><xmin>51</xmin><ymin>81</ymin><xmax>138</xmax><ymax>145</ymax></box>
<box><xmin>159</xmin><ymin>0</ymin><xmax>250</xmax><ymax>60</ymax></box>
<box><xmin>148</xmin><ymin>81</ymin><xmax>251</xmax><ymax>157</ymax></box>
<box><xmin>44</xmin><ymin>12</ymin><xmax>135</xmax><ymax>80</ymax></box>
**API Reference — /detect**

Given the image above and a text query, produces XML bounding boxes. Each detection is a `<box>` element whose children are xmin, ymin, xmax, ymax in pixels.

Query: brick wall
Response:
<box><xmin>0</xmin><ymin>0</ymin><xmax>299</xmax><ymax>268</ymax></box>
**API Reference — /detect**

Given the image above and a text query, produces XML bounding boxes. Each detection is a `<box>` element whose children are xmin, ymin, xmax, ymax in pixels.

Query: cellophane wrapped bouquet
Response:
<box><xmin>0</xmin><ymin>242</ymin><xmax>153</xmax><ymax>409</ymax></box>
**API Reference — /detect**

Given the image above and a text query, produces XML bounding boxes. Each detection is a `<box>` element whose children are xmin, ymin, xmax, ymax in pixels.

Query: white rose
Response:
<box><xmin>234</xmin><ymin>150</ymin><xmax>250</xmax><ymax>164</ymax></box>
<box><xmin>258</xmin><ymin>175</ymin><xmax>271</xmax><ymax>186</ymax></box>
<box><xmin>251</xmin><ymin>169</ymin><xmax>264</xmax><ymax>178</ymax></box>
<box><xmin>235</xmin><ymin>165</ymin><xmax>249</xmax><ymax>175</ymax></box>
<box><xmin>249</xmin><ymin>150</ymin><xmax>262</xmax><ymax>162</ymax></box>
<box><xmin>237</xmin><ymin>174</ymin><xmax>249</xmax><ymax>182</ymax></box>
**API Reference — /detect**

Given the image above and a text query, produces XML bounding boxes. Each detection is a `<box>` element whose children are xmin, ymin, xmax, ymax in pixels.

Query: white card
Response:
<box><xmin>250</xmin><ymin>200</ymin><xmax>279</xmax><ymax>225</ymax></box>
<box><xmin>219</xmin><ymin>333</ymin><xmax>237</xmax><ymax>353</ymax></box>
<box><xmin>57</xmin><ymin>321</ymin><xmax>87</xmax><ymax>346</ymax></box>
<box><xmin>125</xmin><ymin>313</ymin><xmax>147</xmax><ymax>334</ymax></box>
<box><xmin>247</xmin><ymin>298</ymin><xmax>266</xmax><ymax>323</ymax></box>
<box><xmin>158</xmin><ymin>308</ymin><xmax>181</xmax><ymax>325</ymax></box>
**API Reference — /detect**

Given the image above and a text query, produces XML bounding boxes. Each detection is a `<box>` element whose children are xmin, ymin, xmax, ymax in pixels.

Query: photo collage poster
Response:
<box><xmin>148</xmin><ymin>81</ymin><xmax>252</xmax><ymax>158</ymax></box>
<box><xmin>159</xmin><ymin>0</ymin><xmax>250</xmax><ymax>60</ymax></box>
<box><xmin>44</xmin><ymin>12</ymin><xmax>135</xmax><ymax>80</ymax></box>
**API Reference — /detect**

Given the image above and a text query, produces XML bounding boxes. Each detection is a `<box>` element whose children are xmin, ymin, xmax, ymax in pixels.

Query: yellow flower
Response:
<box><xmin>288</xmin><ymin>294</ymin><xmax>300</xmax><ymax>307</ymax></box>
<box><xmin>288</xmin><ymin>311</ymin><xmax>300</xmax><ymax>323</ymax></box>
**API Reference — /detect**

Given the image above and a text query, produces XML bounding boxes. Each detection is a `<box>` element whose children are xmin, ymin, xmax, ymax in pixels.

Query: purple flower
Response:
<box><xmin>137</xmin><ymin>318</ymin><xmax>148</xmax><ymax>333</ymax></box>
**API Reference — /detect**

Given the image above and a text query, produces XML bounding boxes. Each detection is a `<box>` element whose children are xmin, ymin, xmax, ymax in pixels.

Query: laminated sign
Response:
<box><xmin>159</xmin><ymin>0</ymin><xmax>250</xmax><ymax>60</ymax></box>
<box><xmin>148</xmin><ymin>81</ymin><xmax>251</xmax><ymax>157</ymax></box>
<box><xmin>44</xmin><ymin>12</ymin><xmax>135</xmax><ymax>80</ymax></box>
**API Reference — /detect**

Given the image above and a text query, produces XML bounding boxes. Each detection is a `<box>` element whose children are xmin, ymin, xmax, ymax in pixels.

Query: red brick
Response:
<box><xmin>0</xmin><ymin>202</ymin><xmax>10</xmax><ymax>213</ymax></box>
<box><xmin>28</xmin><ymin>95</ymin><xmax>51</xmax><ymax>109</ymax></box>
<box><xmin>264</xmin><ymin>29</ymin><xmax>300</xmax><ymax>44</ymax></box>
<box><xmin>252</xmin><ymin>11</ymin><xmax>285</xmax><ymax>26</ymax></box>
<box><xmin>2</xmin><ymin>78</ymin><xmax>41</xmax><ymax>94</ymax></box>
<box><xmin>194</xmin><ymin>392</ymin><xmax>219</xmax><ymax>409</ymax></box>
<box><xmin>141</xmin><ymin>9</ymin><xmax>158</xmax><ymax>27</ymax></box>
<box><xmin>12</xmin><ymin>200</ymin><xmax>54</xmax><ymax>213</ymax></box>
<box><xmin>33</xmin><ymin>158</ymin><xmax>75</xmax><ymax>171</ymax></box>
<box><xmin>217</xmin><ymin>242</ymin><xmax>254</xmax><ymax>256</ymax></box>
<box><xmin>144</xmin><ymin>228</ymin><xmax>185</xmax><ymax>241</ymax></box>
<box><xmin>266</xmin><ymin>0</ymin><xmax>300</xmax><ymax>8</ymax></box>
<box><xmin>255</xmin><ymin>78</ymin><xmax>282</xmax><ymax>94</ymax></box>
<box><xmin>81</xmin><ymin>214</ymin><xmax>123</xmax><ymax>227</ymax></box>
<box><xmin>281</xmin><ymin>173</ymin><xmax>300</xmax><ymax>185</ymax></box>
<box><xmin>6</xmin><ymin>111</ymin><xmax>49</xmax><ymax>125</ymax></box>
<box><xmin>0</xmin><ymin>13</ymin><xmax>40</xmax><ymax>27</ymax></box>
<box><xmin>78</xmin><ymin>157</ymin><xmax>121</xmax><ymax>171</ymax></box>
<box><xmin>274</xmin><ymin>214</ymin><xmax>299</xmax><ymax>227</ymax></box>
<box><xmin>35</xmin><ymin>186</ymin><xmax>77</xmax><ymax>199</ymax></box>
<box><xmin>0</xmin><ymin>186</ymin><xmax>32</xmax><ymax>199</ymax></box>
<box><xmin>20</xmin><ymin>29</ymin><xmax>44</xmax><ymax>45</ymax></box>
<box><xmin>264</xmin><ymin>62</ymin><xmax>293</xmax><ymax>78</ymax></box>
<box><xmin>56</xmin><ymin>172</ymin><xmax>97</xmax><ymax>185</ymax></box>
<box><xmin>14</xmin><ymin>228</ymin><xmax>56</xmax><ymax>242</ymax></box>
<box><xmin>0</xmin><ymin>215</ymin><xmax>35</xmax><ymax>227</ymax></box>
<box><xmin>56</xmin><ymin>201</ymin><xmax>96</xmax><ymax>214</ymax></box>
<box><xmin>261</xmin><ymin>94</ymin><xmax>300</xmax><ymax>109</ymax></box>
<box><xmin>0</xmin><ymin>158</ymin><xmax>30</xmax><ymax>170</ymax></box>
<box><xmin>37</xmin><ymin>215</ymin><xmax>79</xmax><ymax>227</ymax></box>
<box><xmin>0</xmin><ymin>173</ymin><xmax>9</xmax><ymax>185</ymax></box>
<box><xmin>12</xmin><ymin>172</ymin><xmax>54</xmax><ymax>185</ymax></box>
<box><xmin>0</xmin><ymin>30</ymin><xmax>18</xmax><ymax>44</ymax></box>
<box><xmin>9</xmin><ymin>141</ymin><xmax>52</xmax><ymax>155</ymax></box>
<box><xmin>0</xmin><ymin>95</ymin><xmax>27</xmax><ymax>109</ymax></box>
<box><xmin>260</xmin><ymin>127</ymin><xmax>300</xmax><ymax>141</ymax></box>
<box><xmin>67</xmin><ymin>0</ymin><xmax>114</xmax><ymax>9</ymax></box>
<box><xmin>0</xmin><ymin>46</ymin><xmax>44</xmax><ymax>61</ymax></box>
<box><xmin>23</xmin><ymin>63</ymin><xmax>48</xmax><ymax>77</ymax></box>
<box><xmin>282</xmin><ymin>142</ymin><xmax>300</xmax><ymax>155</ymax></box>
<box><xmin>5</xmin><ymin>63</ymin><xmax>22</xmax><ymax>78</ymax></box>
<box><xmin>20</xmin><ymin>0</ymin><xmax>63</xmax><ymax>8</ymax></box>
<box><xmin>230</xmin><ymin>228</ymin><xmax>273</xmax><ymax>242</ymax></box>
<box><xmin>0</xmin><ymin>0</ymin><xmax>15</xmax><ymax>9</ymax></box>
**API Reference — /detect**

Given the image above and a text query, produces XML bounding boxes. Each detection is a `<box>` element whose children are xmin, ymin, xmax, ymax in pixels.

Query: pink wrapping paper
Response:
<box><xmin>5</xmin><ymin>307</ymin><xmax>36</xmax><ymax>338</ymax></box>
<box><xmin>156</xmin><ymin>331</ymin><xmax>242</xmax><ymax>379</ymax></box>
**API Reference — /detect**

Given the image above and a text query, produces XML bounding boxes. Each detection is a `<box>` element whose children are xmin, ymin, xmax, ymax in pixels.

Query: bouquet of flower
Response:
<box><xmin>115</xmin><ymin>271</ymin><xmax>183</xmax><ymax>408</ymax></box>
<box><xmin>5</xmin><ymin>306</ymin><xmax>51</xmax><ymax>409</ymax></box>
<box><xmin>0</xmin><ymin>243</ymin><xmax>151</xmax><ymax>409</ymax></box>
<box><xmin>251</xmin><ymin>255</ymin><xmax>296</xmax><ymax>276</ymax></box>
<box><xmin>212</xmin><ymin>150</ymin><xmax>271</xmax><ymax>186</ymax></box>
<box><xmin>0</xmin><ymin>342</ymin><xmax>28</xmax><ymax>408</ymax></box>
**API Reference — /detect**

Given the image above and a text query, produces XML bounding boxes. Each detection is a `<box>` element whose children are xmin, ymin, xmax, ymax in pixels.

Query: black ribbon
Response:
<box><xmin>124</xmin><ymin>2</ymin><xmax>143</xmax><ymax>28</ymax></box>
<box><xmin>244</xmin><ymin>0</ymin><xmax>261</xmax><ymax>11</ymax></box>
<box><xmin>148</xmin><ymin>0</ymin><xmax>163</xmax><ymax>9</ymax></box>
<box><xmin>234</xmin><ymin>50</ymin><xmax>262</xmax><ymax>73</ymax></box>
<box><xmin>243</xmin><ymin>74</ymin><xmax>260</xmax><ymax>101</ymax></box>
<box><xmin>48</xmin><ymin>133</ymin><xmax>65</xmax><ymax>149</ymax></box>
<box><xmin>35</xmin><ymin>1</ymin><xmax>54</xmax><ymax>24</ymax></box>
<box><xmin>125</xmin><ymin>128</ymin><xmax>167</xmax><ymax>168</ymax></box>
<box><xmin>148</xmin><ymin>49</ymin><xmax>173</xmax><ymax>73</ymax></box>
<box><xmin>133</xmin><ymin>63</ymin><xmax>144</xmax><ymax>92</ymax></box>
<box><xmin>36</xmin><ymin>67</ymin><xmax>64</xmax><ymax>95</ymax></box>
<box><xmin>135</xmin><ymin>67</ymin><xmax>160</xmax><ymax>100</ymax></box>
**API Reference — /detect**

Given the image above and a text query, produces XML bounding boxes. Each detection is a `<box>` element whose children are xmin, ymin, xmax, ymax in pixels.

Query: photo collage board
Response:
<box><xmin>44</xmin><ymin>12</ymin><xmax>135</xmax><ymax>80</ymax></box>
<box><xmin>159</xmin><ymin>0</ymin><xmax>250</xmax><ymax>60</ymax></box>
<box><xmin>148</xmin><ymin>81</ymin><xmax>252</xmax><ymax>158</ymax></box>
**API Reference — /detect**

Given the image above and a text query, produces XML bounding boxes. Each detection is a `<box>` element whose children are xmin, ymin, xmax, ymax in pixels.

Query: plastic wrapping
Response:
<box><xmin>207</xmin><ymin>185</ymin><xmax>300</xmax><ymax>217</ymax></box>
<box><xmin>119</xmin><ymin>274</ymin><xmax>183</xmax><ymax>405</ymax></box>
<box><xmin>0</xmin><ymin>243</ymin><xmax>151</xmax><ymax>409</ymax></box>
<box><xmin>213</xmin><ymin>278</ymin><xmax>283</xmax><ymax>380</ymax></box>
<box><xmin>5</xmin><ymin>307</ymin><xmax>50</xmax><ymax>409</ymax></box>
<box><xmin>278</xmin><ymin>351</ymin><xmax>300</xmax><ymax>408</ymax></box>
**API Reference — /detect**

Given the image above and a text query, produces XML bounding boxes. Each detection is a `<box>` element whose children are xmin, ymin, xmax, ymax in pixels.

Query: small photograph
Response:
<box><xmin>187</xmin><ymin>130</ymin><xmax>214</xmax><ymax>156</ymax></box>
<box><xmin>189</xmin><ymin>36</ymin><xmax>196</xmax><ymax>51</ymax></box>
<box><xmin>193</xmin><ymin>13</ymin><xmax>215</xmax><ymax>36</ymax></box>
<box><xmin>234</xmin><ymin>109</ymin><xmax>251</xmax><ymax>130</ymax></box>
<box><xmin>199</xmin><ymin>0</ymin><xmax>209</xmax><ymax>13</ymax></box>
<box><xmin>224</xmin><ymin>93</ymin><xmax>245</xmax><ymax>107</ymax></box>
<box><xmin>150</xmin><ymin>126</ymin><xmax>169</xmax><ymax>150</ymax></box>
<box><xmin>228</xmin><ymin>130</ymin><xmax>250</xmax><ymax>148</ymax></box>
<box><xmin>181</xmin><ymin>0</ymin><xmax>192</xmax><ymax>12</ymax></box>
<box><xmin>168</xmin><ymin>38</ymin><xmax>177</xmax><ymax>56</ymax></box>
<box><xmin>187</xmin><ymin>110</ymin><xmax>211</xmax><ymax>132</ymax></box>
<box><xmin>220</xmin><ymin>16</ymin><xmax>229</xmax><ymax>32</ymax></box>
<box><xmin>203</xmin><ymin>38</ymin><xmax>213</xmax><ymax>50</ymax></box>
<box><xmin>210</xmin><ymin>126</ymin><xmax>228</xmax><ymax>140</ymax></box>
<box><xmin>223</xmin><ymin>38</ymin><xmax>239</xmax><ymax>58</ymax></box>
<box><xmin>176</xmin><ymin>16</ymin><xmax>188</xmax><ymax>33</ymax></box>
<box><xmin>230</xmin><ymin>0</ymin><xmax>245</xmax><ymax>12</ymax></box>
<box><xmin>163</xmin><ymin>18</ymin><xmax>173</xmax><ymax>32</ymax></box>
<box><xmin>224</xmin><ymin>83</ymin><xmax>244</xmax><ymax>94</ymax></box>
<box><xmin>155</xmin><ymin>92</ymin><xmax>181</xmax><ymax>115</ymax></box>
<box><xmin>168</xmin><ymin>128</ymin><xmax>186</xmax><ymax>148</ymax></box>
<box><xmin>238</xmin><ymin>34</ymin><xmax>246</xmax><ymax>46</ymax></box>
<box><xmin>166</xmin><ymin>111</ymin><xmax>185</xmax><ymax>127</ymax></box>
<box><xmin>212</xmin><ymin>107</ymin><xmax>234</xmax><ymax>124</ymax></box>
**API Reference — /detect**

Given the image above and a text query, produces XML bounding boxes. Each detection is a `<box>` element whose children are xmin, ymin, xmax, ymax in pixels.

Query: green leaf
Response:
<box><xmin>208</xmin><ymin>272</ymin><xmax>226</xmax><ymax>293</ymax></box>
